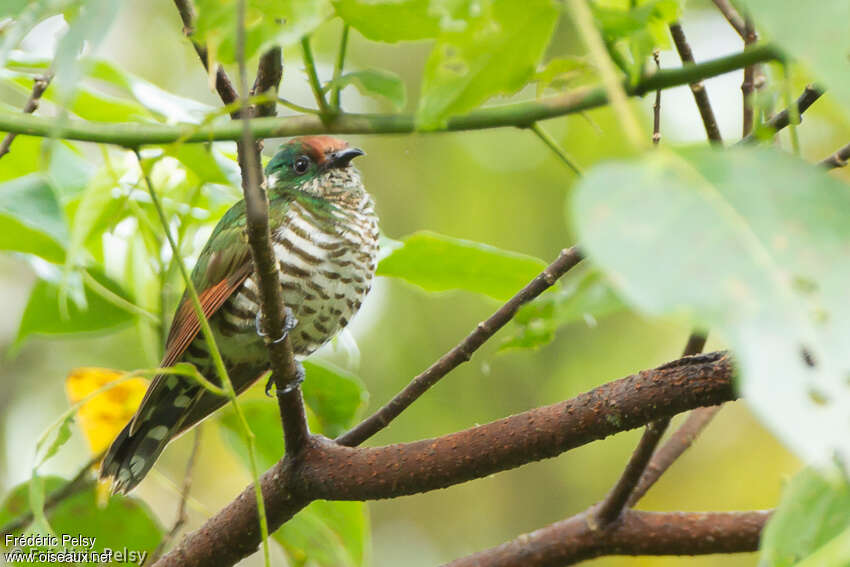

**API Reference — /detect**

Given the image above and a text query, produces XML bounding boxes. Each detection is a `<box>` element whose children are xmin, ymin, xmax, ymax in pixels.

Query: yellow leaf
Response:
<box><xmin>65</xmin><ymin>368</ymin><xmax>149</xmax><ymax>456</ymax></box>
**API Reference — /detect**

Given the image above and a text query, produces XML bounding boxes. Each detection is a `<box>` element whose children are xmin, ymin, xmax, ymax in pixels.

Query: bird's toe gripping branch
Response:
<box><xmin>255</xmin><ymin>306</ymin><xmax>299</xmax><ymax>344</ymax></box>
<box><xmin>260</xmin><ymin>306</ymin><xmax>304</xmax><ymax>397</ymax></box>
<box><xmin>265</xmin><ymin>360</ymin><xmax>306</xmax><ymax>398</ymax></box>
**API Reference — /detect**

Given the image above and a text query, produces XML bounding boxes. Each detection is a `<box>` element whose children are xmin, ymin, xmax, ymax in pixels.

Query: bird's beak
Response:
<box><xmin>328</xmin><ymin>147</ymin><xmax>365</xmax><ymax>169</ymax></box>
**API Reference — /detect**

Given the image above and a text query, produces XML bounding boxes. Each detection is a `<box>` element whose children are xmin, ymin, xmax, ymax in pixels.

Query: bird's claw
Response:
<box><xmin>265</xmin><ymin>361</ymin><xmax>306</xmax><ymax>397</ymax></box>
<box><xmin>255</xmin><ymin>307</ymin><xmax>298</xmax><ymax>344</ymax></box>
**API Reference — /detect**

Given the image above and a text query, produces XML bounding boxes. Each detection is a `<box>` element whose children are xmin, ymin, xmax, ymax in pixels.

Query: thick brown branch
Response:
<box><xmin>669</xmin><ymin>22</ymin><xmax>723</xmax><ymax>145</ymax></box>
<box><xmin>820</xmin><ymin>141</ymin><xmax>850</xmax><ymax>169</ymax></box>
<box><xmin>445</xmin><ymin>509</ymin><xmax>770</xmax><ymax>567</ymax></box>
<box><xmin>739</xmin><ymin>85</ymin><xmax>824</xmax><ymax>145</ymax></box>
<box><xmin>0</xmin><ymin>72</ymin><xmax>52</xmax><ymax>160</ymax></box>
<box><xmin>337</xmin><ymin>246</ymin><xmax>585</xmax><ymax>446</ymax></box>
<box><xmin>155</xmin><ymin>351</ymin><xmax>736</xmax><ymax>567</ymax></box>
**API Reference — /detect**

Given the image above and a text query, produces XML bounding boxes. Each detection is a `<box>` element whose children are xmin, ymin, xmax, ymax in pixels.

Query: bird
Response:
<box><xmin>100</xmin><ymin>136</ymin><xmax>378</xmax><ymax>494</ymax></box>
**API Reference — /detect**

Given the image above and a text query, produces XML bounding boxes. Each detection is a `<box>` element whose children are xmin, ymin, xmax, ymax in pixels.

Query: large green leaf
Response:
<box><xmin>573</xmin><ymin>147</ymin><xmax>850</xmax><ymax>468</ymax></box>
<box><xmin>302</xmin><ymin>360</ymin><xmax>369</xmax><ymax>438</ymax></box>
<box><xmin>378</xmin><ymin>231</ymin><xmax>546</xmax><ymax>301</ymax></box>
<box><xmin>192</xmin><ymin>0</ymin><xmax>331</xmax><ymax>64</ymax></box>
<box><xmin>0</xmin><ymin>476</ymin><xmax>64</xmax><ymax>534</ymax></box>
<box><xmin>0</xmin><ymin>174</ymin><xmax>68</xmax><ymax>263</ymax></box>
<box><xmin>417</xmin><ymin>0</ymin><xmax>558</xmax><ymax>128</ymax></box>
<box><xmin>741</xmin><ymin>0</ymin><xmax>850</xmax><ymax>120</ymax></box>
<box><xmin>15</xmin><ymin>268</ymin><xmax>136</xmax><ymax>346</ymax></box>
<box><xmin>332</xmin><ymin>0</ymin><xmax>443</xmax><ymax>42</ymax></box>
<box><xmin>760</xmin><ymin>468</ymin><xmax>850</xmax><ymax>567</ymax></box>
<box><xmin>273</xmin><ymin>500</ymin><xmax>369</xmax><ymax>567</ymax></box>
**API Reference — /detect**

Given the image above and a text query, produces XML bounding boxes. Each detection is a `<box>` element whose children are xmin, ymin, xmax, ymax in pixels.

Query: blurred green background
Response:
<box><xmin>3</xmin><ymin>0</ymin><xmax>849</xmax><ymax>565</ymax></box>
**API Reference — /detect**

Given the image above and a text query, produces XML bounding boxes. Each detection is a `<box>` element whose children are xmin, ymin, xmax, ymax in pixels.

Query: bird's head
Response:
<box><xmin>265</xmin><ymin>136</ymin><xmax>365</xmax><ymax>202</ymax></box>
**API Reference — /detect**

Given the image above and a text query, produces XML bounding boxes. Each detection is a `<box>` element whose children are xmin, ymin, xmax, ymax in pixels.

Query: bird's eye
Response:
<box><xmin>293</xmin><ymin>156</ymin><xmax>310</xmax><ymax>174</ymax></box>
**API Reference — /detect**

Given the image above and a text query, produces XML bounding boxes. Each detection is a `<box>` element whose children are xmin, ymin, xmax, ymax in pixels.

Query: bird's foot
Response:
<box><xmin>255</xmin><ymin>307</ymin><xmax>298</xmax><ymax>344</ymax></box>
<box><xmin>265</xmin><ymin>361</ymin><xmax>306</xmax><ymax>397</ymax></box>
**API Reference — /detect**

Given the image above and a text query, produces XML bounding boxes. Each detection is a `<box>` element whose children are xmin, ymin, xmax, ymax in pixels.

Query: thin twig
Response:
<box><xmin>592</xmin><ymin>330</ymin><xmax>707</xmax><ymax>526</ymax></box>
<box><xmin>146</xmin><ymin>428</ymin><xmax>202</xmax><ymax>564</ymax></box>
<box><xmin>277</xmin><ymin>97</ymin><xmax>321</xmax><ymax>115</ymax></box>
<box><xmin>669</xmin><ymin>22</ymin><xmax>723</xmax><ymax>145</ymax></box>
<box><xmin>301</xmin><ymin>36</ymin><xmax>332</xmax><ymax>119</ymax></box>
<box><xmin>741</xmin><ymin>15</ymin><xmax>758</xmax><ymax>137</ymax></box>
<box><xmin>0</xmin><ymin>71</ymin><xmax>52</xmax><ymax>160</ymax></box>
<box><xmin>1</xmin><ymin>453</ymin><xmax>100</xmax><ymax>536</ymax></box>
<box><xmin>820</xmin><ymin>141</ymin><xmax>850</xmax><ymax>169</ymax></box>
<box><xmin>530</xmin><ymin>123</ymin><xmax>583</xmax><ymax>175</ymax></box>
<box><xmin>782</xmin><ymin>64</ymin><xmax>801</xmax><ymax>155</ymax></box>
<box><xmin>330</xmin><ymin>24</ymin><xmax>350</xmax><ymax>110</ymax></box>
<box><xmin>652</xmin><ymin>50</ymin><xmax>662</xmax><ymax>145</ymax></box>
<box><xmin>711</xmin><ymin>0</ymin><xmax>747</xmax><ymax>39</ymax></box>
<box><xmin>337</xmin><ymin>247</ymin><xmax>584</xmax><ymax>447</ymax></box>
<box><xmin>738</xmin><ymin>85</ymin><xmax>824</xmax><ymax>145</ymax></box>
<box><xmin>568</xmin><ymin>0</ymin><xmax>646</xmax><ymax>149</ymax></box>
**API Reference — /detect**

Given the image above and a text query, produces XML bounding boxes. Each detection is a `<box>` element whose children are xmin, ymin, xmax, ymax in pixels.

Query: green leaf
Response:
<box><xmin>533</xmin><ymin>57</ymin><xmax>595</xmax><ymax>97</ymax></box>
<box><xmin>15</xmin><ymin>268</ymin><xmax>136</xmax><ymax>346</ymax></box>
<box><xmin>164</xmin><ymin>144</ymin><xmax>234</xmax><ymax>185</ymax></box>
<box><xmin>302</xmin><ymin>360</ymin><xmax>369</xmax><ymax>438</ymax></box>
<box><xmin>501</xmin><ymin>269</ymin><xmax>623</xmax><ymax>351</ymax></box>
<box><xmin>0</xmin><ymin>476</ymin><xmax>63</xmax><ymax>533</ymax></box>
<box><xmin>417</xmin><ymin>0</ymin><xmax>558</xmax><ymax>129</ymax></box>
<box><xmin>572</xmin><ymin>147</ymin><xmax>850</xmax><ymax>469</ymax></box>
<box><xmin>741</xmin><ymin>0</ymin><xmax>850</xmax><ymax>120</ymax></box>
<box><xmin>378</xmin><ymin>231</ymin><xmax>546</xmax><ymax>301</ymax></box>
<box><xmin>192</xmin><ymin>0</ymin><xmax>331</xmax><ymax>64</ymax></box>
<box><xmin>332</xmin><ymin>0</ymin><xmax>442</xmax><ymax>42</ymax></box>
<box><xmin>273</xmin><ymin>500</ymin><xmax>369</xmax><ymax>567</ymax></box>
<box><xmin>760</xmin><ymin>468</ymin><xmax>850</xmax><ymax>567</ymax></box>
<box><xmin>325</xmin><ymin>69</ymin><xmax>406</xmax><ymax>110</ymax></box>
<box><xmin>34</xmin><ymin>413</ymin><xmax>75</xmax><ymax>469</ymax></box>
<box><xmin>0</xmin><ymin>174</ymin><xmax>68</xmax><ymax>263</ymax></box>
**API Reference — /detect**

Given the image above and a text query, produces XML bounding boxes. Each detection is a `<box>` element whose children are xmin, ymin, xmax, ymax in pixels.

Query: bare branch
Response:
<box><xmin>155</xmin><ymin>351</ymin><xmax>736</xmax><ymax>567</ymax></box>
<box><xmin>669</xmin><ymin>22</ymin><xmax>723</xmax><ymax>145</ymax></box>
<box><xmin>0</xmin><ymin>71</ymin><xmax>52</xmax><ymax>160</ymax></box>
<box><xmin>628</xmin><ymin>404</ymin><xmax>724</xmax><ymax>506</ymax></box>
<box><xmin>445</xmin><ymin>509</ymin><xmax>770</xmax><ymax>567</ymax></box>
<box><xmin>741</xmin><ymin>16</ymin><xmax>759</xmax><ymax>137</ymax></box>
<box><xmin>652</xmin><ymin>51</ymin><xmax>662</xmax><ymax>146</ymax></box>
<box><xmin>711</xmin><ymin>0</ymin><xmax>748</xmax><ymax>39</ymax></box>
<box><xmin>820</xmin><ymin>141</ymin><xmax>850</xmax><ymax>169</ymax></box>
<box><xmin>739</xmin><ymin>85</ymin><xmax>824</xmax><ymax>145</ymax></box>
<box><xmin>337</xmin><ymin>246</ymin><xmax>585</xmax><ymax>447</ymax></box>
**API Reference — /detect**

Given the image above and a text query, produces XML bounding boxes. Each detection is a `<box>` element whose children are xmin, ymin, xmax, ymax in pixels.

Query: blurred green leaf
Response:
<box><xmin>34</xmin><ymin>413</ymin><xmax>74</xmax><ymax>469</ymax></box>
<box><xmin>274</xmin><ymin>500</ymin><xmax>369</xmax><ymax>567</ymax></box>
<box><xmin>15</xmin><ymin>268</ymin><xmax>136</xmax><ymax>346</ymax></box>
<box><xmin>325</xmin><ymin>69</ymin><xmax>406</xmax><ymax>110</ymax></box>
<box><xmin>0</xmin><ymin>0</ymin><xmax>81</xmax><ymax>66</ymax></box>
<box><xmin>742</xmin><ymin>0</ymin><xmax>850</xmax><ymax>120</ymax></box>
<box><xmin>417</xmin><ymin>0</ymin><xmax>558</xmax><ymax>128</ymax></box>
<box><xmin>0</xmin><ymin>476</ymin><xmax>63</xmax><ymax>534</ymax></box>
<box><xmin>302</xmin><ymin>360</ymin><xmax>369</xmax><ymax>438</ymax></box>
<box><xmin>332</xmin><ymin>0</ymin><xmax>442</xmax><ymax>42</ymax></box>
<box><xmin>378</xmin><ymin>231</ymin><xmax>546</xmax><ymax>301</ymax></box>
<box><xmin>760</xmin><ymin>468</ymin><xmax>850</xmax><ymax>567</ymax></box>
<box><xmin>0</xmin><ymin>174</ymin><xmax>68</xmax><ymax>263</ymax></box>
<box><xmin>501</xmin><ymin>269</ymin><xmax>623</xmax><ymax>351</ymax></box>
<box><xmin>163</xmin><ymin>144</ymin><xmax>233</xmax><ymax>185</ymax></box>
<box><xmin>193</xmin><ymin>0</ymin><xmax>331</xmax><ymax>64</ymax></box>
<box><xmin>534</xmin><ymin>57</ymin><xmax>595</xmax><ymax>97</ymax></box>
<box><xmin>573</xmin><ymin>147</ymin><xmax>850</xmax><ymax>469</ymax></box>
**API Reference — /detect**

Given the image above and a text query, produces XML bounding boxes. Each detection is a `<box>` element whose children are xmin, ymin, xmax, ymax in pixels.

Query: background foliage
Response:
<box><xmin>1</xmin><ymin>0</ymin><xmax>849</xmax><ymax>565</ymax></box>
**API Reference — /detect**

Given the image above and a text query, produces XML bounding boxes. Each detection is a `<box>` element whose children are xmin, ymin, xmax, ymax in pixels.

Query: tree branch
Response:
<box><xmin>445</xmin><ymin>509</ymin><xmax>770</xmax><ymax>567</ymax></box>
<box><xmin>0</xmin><ymin>71</ymin><xmax>52</xmax><ymax>160</ymax></box>
<box><xmin>336</xmin><ymin>247</ymin><xmax>584</xmax><ymax>447</ymax></box>
<box><xmin>711</xmin><ymin>0</ymin><xmax>748</xmax><ymax>39</ymax></box>
<box><xmin>738</xmin><ymin>85</ymin><xmax>824</xmax><ymax>145</ymax></box>
<box><xmin>669</xmin><ymin>22</ymin><xmax>723</xmax><ymax>144</ymax></box>
<box><xmin>820</xmin><ymin>141</ymin><xmax>850</xmax><ymax>169</ymax></box>
<box><xmin>0</xmin><ymin>45</ymin><xmax>782</xmax><ymax>146</ymax></box>
<box><xmin>154</xmin><ymin>351</ymin><xmax>736</xmax><ymax>567</ymax></box>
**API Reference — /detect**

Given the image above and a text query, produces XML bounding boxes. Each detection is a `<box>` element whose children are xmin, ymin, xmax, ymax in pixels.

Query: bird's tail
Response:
<box><xmin>99</xmin><ymin>384</ymin><xmax>200</xmax><ymax>494</ymax></box>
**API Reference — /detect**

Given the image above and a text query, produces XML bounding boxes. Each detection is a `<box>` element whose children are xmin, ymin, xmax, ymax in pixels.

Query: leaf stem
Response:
<box><xmin>530</xmin><ymin>123</ymin><xmax>583</xmax><ymax>175</ymax></box>
<box><xmin>301</xmin><ymin>36</ymin><xmax>332</xmax><ymax>119</ymax></box>
<box><xmin>330</xmin><ymin>24</ymin><xmax>350</xmax><ymax>111</ymax></box>
<box><xmin>81</xmin><ymin>269</ymin><xmax>159</xmax><ymax>324</ymax></box>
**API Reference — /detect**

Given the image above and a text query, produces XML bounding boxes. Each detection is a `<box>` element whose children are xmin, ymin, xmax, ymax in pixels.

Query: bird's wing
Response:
<box><xmin>129</xmin><ymin>202</ymin><xmax>256</xmax><ymax>435</ymax></box>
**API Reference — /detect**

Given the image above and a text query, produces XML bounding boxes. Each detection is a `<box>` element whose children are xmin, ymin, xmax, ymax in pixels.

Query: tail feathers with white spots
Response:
<box><xmin>100</xmin><ymin>385</ymin><xmax>199</xmax><ymax>494</ymax></box>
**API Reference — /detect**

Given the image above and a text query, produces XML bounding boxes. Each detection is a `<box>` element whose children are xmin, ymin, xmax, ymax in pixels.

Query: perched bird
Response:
<box><xmin>101</xmin><ymin>136</ymin><xmax>378</xmax><ymax>493</ymax></box>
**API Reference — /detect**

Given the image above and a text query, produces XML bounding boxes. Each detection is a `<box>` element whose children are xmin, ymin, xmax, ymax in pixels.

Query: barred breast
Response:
<box><xmin>212</xmin><ymin>195</ymin><xmax>379</xmax><ymax>364</ymax></box>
